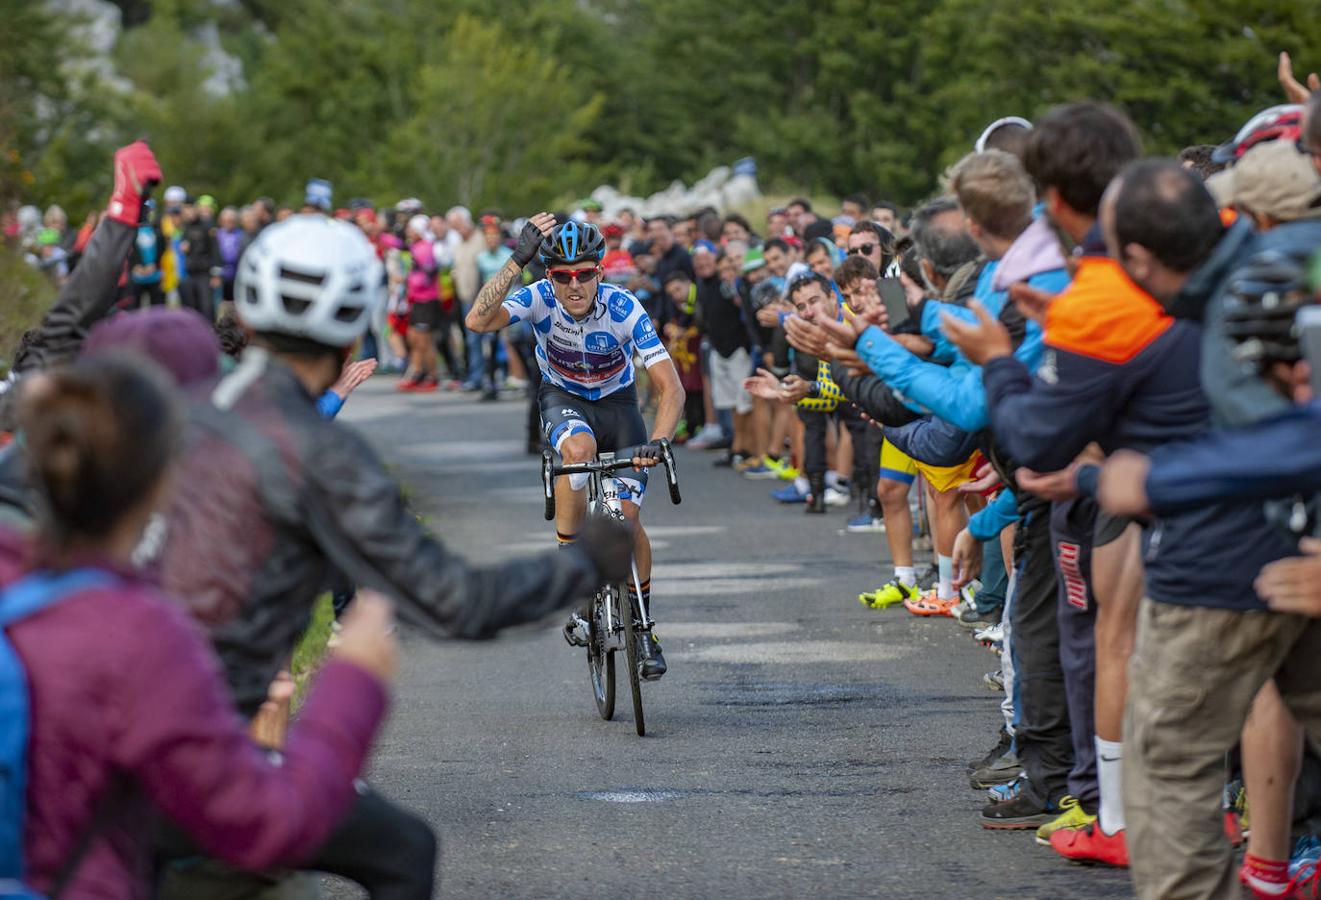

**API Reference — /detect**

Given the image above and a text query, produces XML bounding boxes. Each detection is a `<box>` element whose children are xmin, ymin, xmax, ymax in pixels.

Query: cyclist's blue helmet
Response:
<box><xmin>539</xmin><ymin>220</ymin><xmax>606</xmax><ymax>266</ymax></box>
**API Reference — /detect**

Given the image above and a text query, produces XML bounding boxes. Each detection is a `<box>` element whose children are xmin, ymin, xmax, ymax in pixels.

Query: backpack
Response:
<box><xmin>0</xmin><ymin>569</ymin><xmax>112</xmax><ymax>898</ymax></box>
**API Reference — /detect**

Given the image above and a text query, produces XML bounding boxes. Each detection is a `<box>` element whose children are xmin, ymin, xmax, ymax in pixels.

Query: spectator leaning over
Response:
<box><xmin>745</xmin><ymin>273</ymin><xmax>845</xmax><ymax>514</ymax></box>
<box><xmin>2</xmin><ymin>353</ymin><xmax>396</xmax><ymax>897</ymax></box>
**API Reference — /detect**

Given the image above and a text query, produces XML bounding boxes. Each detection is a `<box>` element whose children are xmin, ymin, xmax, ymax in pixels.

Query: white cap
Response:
<box><xmin>164</xmin><ymin>185</ymin><xmax>187</xmax><ymax>204</ymax></box>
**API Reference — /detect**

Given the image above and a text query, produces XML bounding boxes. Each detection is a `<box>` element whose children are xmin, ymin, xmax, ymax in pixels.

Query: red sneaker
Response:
<box><xmin>413</xmin><ymin>378</ymin><xmax>439</xmax><ymax>393</ymax></box>
<box><xmin>395</xmin><ymin>376</ymin><xmax>419</xmax><ymax>393</ymax></box>
<box><xmin>1049</xmin><ymin>823</ymin><xmax>1129</xmax><ymax>867</ymax></box>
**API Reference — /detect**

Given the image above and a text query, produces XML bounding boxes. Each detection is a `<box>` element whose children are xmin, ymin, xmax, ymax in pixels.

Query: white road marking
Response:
<box><xmin>675</xmin><ymin>640</ymin><xmax>913</xmax><ymax>665</ymax></box>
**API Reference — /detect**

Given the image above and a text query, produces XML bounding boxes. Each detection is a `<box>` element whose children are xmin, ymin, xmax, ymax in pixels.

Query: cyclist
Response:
<box><xmin>465</xmin><ymin>214</ymin><xmax>686</xmax><ymax>681</ymax></box>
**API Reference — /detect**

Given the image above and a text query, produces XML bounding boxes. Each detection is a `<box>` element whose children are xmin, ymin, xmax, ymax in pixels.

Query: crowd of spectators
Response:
<box><xmin>5</xmin><ymin>52</ymin><xmax>1321</xmax><ymax>900</ymax></box>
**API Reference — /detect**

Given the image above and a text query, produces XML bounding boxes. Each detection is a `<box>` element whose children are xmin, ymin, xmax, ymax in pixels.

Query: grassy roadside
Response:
<box><xmin>0</xmin><ymin>247</ymin><xmax>56</xmax><ymax>374</ymax></box>
<box><xmin>290</xmin><ymin>593</ymin><xmax>335</xmax><ymax>705</ymax></box>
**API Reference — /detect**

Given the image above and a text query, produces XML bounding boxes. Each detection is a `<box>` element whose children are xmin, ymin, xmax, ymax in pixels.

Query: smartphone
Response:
<box><xmin>877</xmin><ymin>277</ymin><xmax>910</xmax><ymax>331</ymax></box>
<box><xmin>1297</xmin><ymin>305</ymin><xmax>1321</xmax><ymax>398</ymax></box>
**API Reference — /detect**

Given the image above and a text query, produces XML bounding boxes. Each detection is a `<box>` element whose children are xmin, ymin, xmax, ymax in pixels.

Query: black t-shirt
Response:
<box><xmin>652</xmin><ymin>243</ymin><xmax>694</xmax><ymax>291</ymax></box>
<box><xmin>698</xmin><ymin>276</ymin><xmax>750</xmax><ymax>357</ymax></box>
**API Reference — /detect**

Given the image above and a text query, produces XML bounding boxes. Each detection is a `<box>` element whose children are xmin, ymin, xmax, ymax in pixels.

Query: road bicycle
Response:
<box><xmin>541</xmin><ymin>441</ymin><xmax>680</xmax><ymax>736</ymax></box>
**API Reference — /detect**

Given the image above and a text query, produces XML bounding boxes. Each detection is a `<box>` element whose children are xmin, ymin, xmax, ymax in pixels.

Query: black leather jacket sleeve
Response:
<box><xmin>305</xmin><ymin>423</ymin><xmax>600</xmax><ymax>640</ymax></box>
<box><xmin>829</xmin><ymin>361</ymin><xmax>920</xmax><ymax>427</ymax></box>
<box><xmin>12</xmin><ymin>218</ymin><xmax>135</xmax><ymax>376</ymax></box>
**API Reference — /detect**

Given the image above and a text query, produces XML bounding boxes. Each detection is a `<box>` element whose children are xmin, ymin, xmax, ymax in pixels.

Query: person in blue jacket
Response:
<box><xmin>853</xmin><ymin>151</ymin><xmax>1071</xmax><ymax>432</ymax></box>
<box><xmin>951</xmin><ymin>155</ymin><xmax>1305</xmax><ymax>896</ymax></box>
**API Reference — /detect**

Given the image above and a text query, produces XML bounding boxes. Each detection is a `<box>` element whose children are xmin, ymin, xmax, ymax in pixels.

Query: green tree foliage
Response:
<box><xmin>13</xmin><ymin>0</ymin><xmax>1321</xmax><ymax>213</ymax></box>
<box><xmin>385</xmin><ymin>15</ymin><xmax>603</xmax><ymax>211</ymax></box>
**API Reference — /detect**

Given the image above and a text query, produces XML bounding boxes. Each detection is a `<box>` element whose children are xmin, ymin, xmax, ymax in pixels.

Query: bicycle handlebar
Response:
<box><xmin>541</xmin><ymin>440</ymin><xmax>682</xmax><ymax>520</ymax></box>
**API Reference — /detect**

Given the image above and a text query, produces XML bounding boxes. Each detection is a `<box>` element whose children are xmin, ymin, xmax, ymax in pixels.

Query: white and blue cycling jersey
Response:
<box><xmin>502</xmin><ymin>280</ymin><xmax>671</xmax><ymax>400</ymax></box>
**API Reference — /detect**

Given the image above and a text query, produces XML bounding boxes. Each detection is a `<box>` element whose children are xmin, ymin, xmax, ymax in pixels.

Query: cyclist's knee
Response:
<box><xmin>560</xmin><ymin>432</ymin><xmax>596</xmax><ymax>465</ymax></box>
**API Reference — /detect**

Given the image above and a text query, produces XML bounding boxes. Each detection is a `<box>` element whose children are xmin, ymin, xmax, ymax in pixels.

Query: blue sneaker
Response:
<box><xmin>771</xmin><ymin>484</ymin><xmax>808</xmax><ymax>504</ymax></box>
<box><xmin>987</xmin><ymin>773</ymin><xmax>1025</xmax><ymax>803</ymax></box>
<box><xmin>1290</xmin><ymin>832</ymin><xmax>1321</xmax><ymax>880</ymax></box>
<box><xmin>846</xmin><ymin>513</ymin><xmax>885</xmax><ymax>533</ymax></box>
<box><xmin>740</xmin><ymin>462</ymin><xmax>778</xmax><ymax>480</ymax></box>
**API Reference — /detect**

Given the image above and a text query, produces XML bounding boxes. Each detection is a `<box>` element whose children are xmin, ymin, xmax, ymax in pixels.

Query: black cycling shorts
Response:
<box><xmin>408</xmin><ymin>301</ymin><xmax>441</xmax><ymax>331</ymax></box>
<box><xmin>539</xmin><ymin>382</ymin><xmax>649</xmax><ymax>503</ymax></box>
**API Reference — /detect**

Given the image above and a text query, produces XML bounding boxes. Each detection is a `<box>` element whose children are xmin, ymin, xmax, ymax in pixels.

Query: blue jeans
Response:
<box><xmin>976</xmin><ymin>535</ymin><xmax>1008</xmax><ymax>616</ymax></box>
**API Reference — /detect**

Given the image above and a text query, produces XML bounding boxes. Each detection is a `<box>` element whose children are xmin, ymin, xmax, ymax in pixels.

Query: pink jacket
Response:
<box><xmin>0</xmin><ymin>529</ymin><xmax>386</xmax><ymax>899</ymax></box>
<box><xmin>406</xmin><ymin>239</ymin><xmax>440</xmax><ymax>304</ymax></box>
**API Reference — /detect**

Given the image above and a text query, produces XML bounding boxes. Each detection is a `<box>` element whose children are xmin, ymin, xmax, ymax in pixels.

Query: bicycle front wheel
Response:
<box><xmin>619</xmin><ymin>584</ymin><xmax>646</xmax><ymax>737</ymax></box>
<box><xmin>587</xmin><ymin>590</ymin><xmax>615</xmax><ymax>720</ymax></box>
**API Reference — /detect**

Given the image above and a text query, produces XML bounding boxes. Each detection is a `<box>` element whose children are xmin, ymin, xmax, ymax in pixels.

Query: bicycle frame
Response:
<box><xmin>585</xmin><ymin>452</ymin><xmax>652</xmax><ymax>641</ymax></box>
<box><xmin>542</xmin><ymin>440</ymin><xmax>679</xmax><ymax>736</ymax></box>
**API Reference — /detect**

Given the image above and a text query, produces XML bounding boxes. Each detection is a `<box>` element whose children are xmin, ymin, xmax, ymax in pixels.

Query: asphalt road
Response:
<box><xmin>331</xmin><ymin>380</ymin><xmax>1134</xmax><ymax>900</ymax></box>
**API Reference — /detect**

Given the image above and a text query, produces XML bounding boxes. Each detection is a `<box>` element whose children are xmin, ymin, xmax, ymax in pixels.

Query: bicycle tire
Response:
<box><xmin>619</xmin><ymin>584</ymin><xmax>646</xmax><ymax>737</ymax></box>
<box><xmin>587</xmin><ymin>590</ymin><xmax>615</xmax><ymax>720</ymax></box>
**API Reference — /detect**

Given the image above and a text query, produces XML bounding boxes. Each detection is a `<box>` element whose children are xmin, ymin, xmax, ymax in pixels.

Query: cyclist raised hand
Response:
<box><xmin>467</xmin><ymin>214</ymin><xmax>685</xmax><ymax>680</ymax></box>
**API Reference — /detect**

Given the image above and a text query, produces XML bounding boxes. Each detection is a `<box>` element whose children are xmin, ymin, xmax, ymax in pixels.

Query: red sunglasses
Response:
<box><xmin>548</xmin><ymin>267</ymin><xmax>600</xmax><ymax>285</ymax></box>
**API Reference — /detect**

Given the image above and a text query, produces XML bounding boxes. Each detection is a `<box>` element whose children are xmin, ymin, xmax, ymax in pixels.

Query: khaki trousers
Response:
<box><xmin>1124</xmin><ymin>598</ymin><xmax>1321</xmax><ymax>899</ymax></box>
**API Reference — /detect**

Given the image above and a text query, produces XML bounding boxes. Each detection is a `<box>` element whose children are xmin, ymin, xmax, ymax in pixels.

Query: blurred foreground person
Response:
<box><xmin>0</xmin><ymin>354</ymin><xmax>395</xmax><ymax>897</ymax></box>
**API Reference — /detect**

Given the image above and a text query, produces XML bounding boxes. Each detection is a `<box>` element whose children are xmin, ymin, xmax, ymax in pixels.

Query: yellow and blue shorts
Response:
<box><xmin>879</xmin><ymin>440</ymin><xmax>981</xmax><ymax>493</ymax></box>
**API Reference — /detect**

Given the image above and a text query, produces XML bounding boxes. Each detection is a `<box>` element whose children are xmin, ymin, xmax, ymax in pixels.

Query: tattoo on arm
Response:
<box><xmin>473</xmin><ymin>260</ymin><xmax>521</xmax><ymax>324</ymax></box>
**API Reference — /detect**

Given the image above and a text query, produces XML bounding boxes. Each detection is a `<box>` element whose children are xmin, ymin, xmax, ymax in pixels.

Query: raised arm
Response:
<box><xmin>465</xmin><ymin>213</ymin><xmax>554</xmax><ymax>333</ymax></box>
<box><xmin>12</xmin><ymin>141</ymin><xmax>161</xmax><ymax>377</ymax></box>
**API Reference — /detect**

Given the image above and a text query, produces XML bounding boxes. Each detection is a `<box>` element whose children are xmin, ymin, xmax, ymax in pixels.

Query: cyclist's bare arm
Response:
<box><xmin>647</xmin><ymin>358</ymin><xmax>685</xmax><ymax>445</ymax></box>
<box><xmin>465</xmin><ymin>211</ymin><xmax>556</xmax><ymax>333</ymax></box>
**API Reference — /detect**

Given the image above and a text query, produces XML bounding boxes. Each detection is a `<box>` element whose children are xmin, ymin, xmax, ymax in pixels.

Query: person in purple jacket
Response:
<box><xmin>4</xmin><ymin>352</ymin><xmax>397</xmax><ymax>898</ymax></box>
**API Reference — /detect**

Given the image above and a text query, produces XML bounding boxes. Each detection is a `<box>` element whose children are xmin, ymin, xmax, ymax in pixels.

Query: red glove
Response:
<box><xmin>106</xmin><ymin>140</ymin><xmax>162</xmax><ymax>226</ymax></box>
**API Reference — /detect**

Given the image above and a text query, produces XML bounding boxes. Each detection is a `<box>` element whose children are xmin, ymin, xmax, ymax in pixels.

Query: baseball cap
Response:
<box><xmin>1225</xmin><ymin>139</ymin><xmax>1321</xmax><ymax>222</ymax></box>
<box><xmin>602</xmin><ymin>223</ymin><xmax>624</xmax><ymax>238</ymax></box>
<box><xmin>163</xmin><ymin>185</ymin><xmax>187</xmax><ymax>205</ymax></box>
<box><xmin>581</xmin><ymin>199</ymin><xmax>603</xmax><ymax>212</ymax></box>
<box><xmin>742</xmin><ymin>247</ymin><xmax>767</xmax><ymax>272</ymax></box>
<box><xmin>305</xmin><ymin>178</ymin><xmax>333</xmax><ymax>212</ymax></box>
<box><xmin>1212</xmin><ymin>104</ymin><xmax>1304</xmax><ymax>164</ymax></box>
<box><xmin>197</xmin><ymin>194</ymin><xmax>216</xmax><ymax>209</ymax></box>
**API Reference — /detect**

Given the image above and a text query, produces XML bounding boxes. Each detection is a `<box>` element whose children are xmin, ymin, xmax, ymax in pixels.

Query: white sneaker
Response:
<box><xmin>823</xmin><ymin>486</ymin><xmax>849</xmax><ymax>507</ymax></box>
<box><xmin>974</xmin><ymin>621</ymin><xmax>1004</xmax><ymax>645</ymax></box>
<box><xmin>687</xmin><ymin>425</ymin><xmax>726</xmax><ymax>449</ymax></box>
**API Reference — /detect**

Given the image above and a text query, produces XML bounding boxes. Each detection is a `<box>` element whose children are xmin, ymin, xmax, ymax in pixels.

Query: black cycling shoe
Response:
<box><xmin>636</xmin><ymin>631</ymin><xmax>667</xmax><ymax>681</ymax></box>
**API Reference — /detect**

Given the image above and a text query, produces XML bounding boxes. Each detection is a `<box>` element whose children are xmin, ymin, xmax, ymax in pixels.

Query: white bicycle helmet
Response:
<box><xmin>235</xmin><ymin>214</ymin><xmax>381</xmax><ymax>348</ymax></box>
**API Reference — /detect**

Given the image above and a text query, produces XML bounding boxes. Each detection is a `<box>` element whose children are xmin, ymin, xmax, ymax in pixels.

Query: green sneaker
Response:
<box><xmin>858</xmin><ymin>579</ymin><xmax>921</xmax><ymax>609</ymax></box>
<box><xmin>1035</xmin><ymin>795</ymin><xmax>1095</xmax><ymax>846</ymax></box>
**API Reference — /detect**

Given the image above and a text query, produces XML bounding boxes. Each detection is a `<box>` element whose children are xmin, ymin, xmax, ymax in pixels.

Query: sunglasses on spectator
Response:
<box><xmin>548</xmin><ymin>267</ymin><xmax>600</xmax><ymax>285</ymax></box>
<box><xmin>848</xmin><ymin>243</ymin><xmax>877</xmax><ymax>257</ymax></box>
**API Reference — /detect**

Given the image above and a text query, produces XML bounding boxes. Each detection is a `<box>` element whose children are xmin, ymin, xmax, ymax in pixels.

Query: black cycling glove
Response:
<box><xmin>512</xmin><ymin>220</ymin><xmax>547</xmax><ymax>268</ymax></box>
<box><xmin>631</xmin><ymin>442</ymin><xmax>664</xmax><ymax>466</ymax></box>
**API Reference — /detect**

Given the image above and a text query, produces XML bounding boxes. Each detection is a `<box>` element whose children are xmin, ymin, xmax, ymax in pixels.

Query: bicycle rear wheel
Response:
<box><xmin>587</xmin><ymin>590</ymin><xmax>615</xmax><ymax>720</ymax></box>
<box><xmin>619</xmin><ymin>584</ymin><xmax>646</xmax><ymax>737</ymax></box>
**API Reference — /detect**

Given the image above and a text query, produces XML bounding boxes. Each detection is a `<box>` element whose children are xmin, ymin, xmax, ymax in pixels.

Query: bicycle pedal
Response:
<box><xmin>563</xmin><ymin>614</ymin><xmax>590</xmax><ymax>648</ymax></box>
